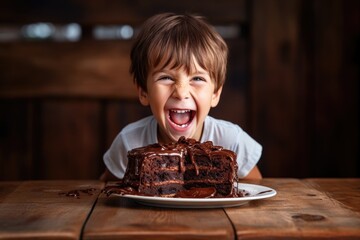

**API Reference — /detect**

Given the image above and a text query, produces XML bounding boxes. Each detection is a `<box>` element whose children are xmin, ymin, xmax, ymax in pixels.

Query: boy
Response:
<box><xmin>101</xmin><ymin>13</ymin><xmax>262</xmax><ymax>181</ymax></box>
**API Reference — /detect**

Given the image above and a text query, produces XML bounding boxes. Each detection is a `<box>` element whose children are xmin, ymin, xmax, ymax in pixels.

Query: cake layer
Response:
<box><xmin>129</xmin><ymin>153</ymin><xmax>234</xmax><ymax>170</ymax></box>
<box><xmin>139</xmin><ymin>183</ymin><xmax>184</xmax><ymax>196</ymax></box>
<box><xmin>138</xmin><ymin>182</ymin><xmax>234</xmax><ymax>197</ymax></box>
<box><xmin>139</xmin><ymin>169</ymin><xmax>233</xmax><ymax>184</ymax></box>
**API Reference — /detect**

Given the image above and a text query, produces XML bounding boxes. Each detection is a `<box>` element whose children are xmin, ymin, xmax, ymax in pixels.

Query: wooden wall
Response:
<box><xmin>0</xmin><ymin>0</ymin><xmax>358</xmax><ymax>180</ymax></box>
<box><xmin>250</xmin><ymin>0</ymin><xmax>359</xmax><ymax>177</ymax></box>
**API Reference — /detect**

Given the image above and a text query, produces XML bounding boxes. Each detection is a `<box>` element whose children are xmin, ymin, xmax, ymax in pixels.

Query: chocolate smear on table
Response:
<box><xmin>292</xmin><ymin>214</ymin><xmax>326</xmax><ymax>222</ymax></box>
<box><xmin>59</xmin><ymin>188</ymin><xmax>97</xmax><ymax>199</ymax></box>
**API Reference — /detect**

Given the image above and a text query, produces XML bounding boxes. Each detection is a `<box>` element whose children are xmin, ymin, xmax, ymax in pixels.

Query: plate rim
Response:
<box><xmin>112</xmin><ymin>183</ymin><xmax>276</xmax><ymax>207</ymax></box>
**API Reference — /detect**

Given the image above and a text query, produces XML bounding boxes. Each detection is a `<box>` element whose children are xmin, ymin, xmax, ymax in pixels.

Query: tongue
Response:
<box><xmin>170</xmin><ymin>111</ymin><xmax>191</xmax><ymax>125</ymax></box>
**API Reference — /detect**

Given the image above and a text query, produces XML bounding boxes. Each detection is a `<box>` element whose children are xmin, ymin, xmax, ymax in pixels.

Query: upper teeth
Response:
<box><xmin>171</xmin><ymin>110</ymin><xmax>190</xmax><ymax>113</ymax></box>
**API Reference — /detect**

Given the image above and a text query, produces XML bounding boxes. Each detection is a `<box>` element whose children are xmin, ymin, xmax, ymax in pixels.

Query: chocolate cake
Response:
<box><xmin>121</xmin><ymin>136</ymin><xmax>239</xmax><ymax>197</ymax></box>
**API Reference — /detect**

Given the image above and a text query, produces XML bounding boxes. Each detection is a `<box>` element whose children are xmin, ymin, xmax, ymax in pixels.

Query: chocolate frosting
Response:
<box><xmin>127</xmin><ymin>136</ymin><xmax>237</xmax><ymax>177</ymax></box>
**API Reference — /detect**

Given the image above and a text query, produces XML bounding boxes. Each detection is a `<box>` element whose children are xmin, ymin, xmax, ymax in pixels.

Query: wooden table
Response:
<box><xmin>0</xmin><ymin>180</ymin><xmax>104</xmax><ymax>240</ymax></box>
<box><xmin>0</xmin><ymin>179</ymin><xmax>359</xmax><ymax>239</ymax></box>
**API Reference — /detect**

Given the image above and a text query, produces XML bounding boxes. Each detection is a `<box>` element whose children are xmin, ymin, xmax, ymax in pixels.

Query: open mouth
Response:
<box><xmin>168</xmin><ymin>109</ymin><xmax>195</xmax><ymax>128</ymax></box>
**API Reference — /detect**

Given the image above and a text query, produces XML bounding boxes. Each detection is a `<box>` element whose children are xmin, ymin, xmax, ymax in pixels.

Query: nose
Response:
<box><xmin>173</xmin><ymin>81</ymin><xmax>190</xmax><ymax>100</ymax></box>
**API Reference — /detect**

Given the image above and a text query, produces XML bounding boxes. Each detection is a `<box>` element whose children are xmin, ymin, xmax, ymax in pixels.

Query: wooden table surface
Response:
<box><xmin>0</xmin><ymin>180</ymin><xmax>104</xmax><ymax>240</ymax></box>
<box><xmin>0</xmin><ymin>178</ymin><xmax>359</xmax><ymax>240</ymax></box>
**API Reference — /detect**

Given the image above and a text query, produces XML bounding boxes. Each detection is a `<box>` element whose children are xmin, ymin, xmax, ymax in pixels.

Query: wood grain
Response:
<box><xmin>0</xmin><ymin>41</ymin><xmax>136</xmax><ymax>99</ymax></box>
<box><xmin>250</xmin><ymin>0</ymin><xmax>309</xmax><ymax>177</ymax></box>
<box><xmin>226</xmin><ymin>179</ymin><xmax>360</xmax><ymax>239</ymax></box>
<box><xmin>0</xmin><ymin>101</ymin><xmax>33</xmax><ymax>180</ymax></box>
<box><xmin>250</xmin><ymin>0</ymin><xmax>359</xmax><ymax>178</ymax></box>
<box><xmin>0</xmin><ymin>180</ymin><xmax>104</xmax><ymax>240</ymax></box>
<box><xmin>0</xmin><ymin>0</ymin><xmax>247</xmax><ymax>25</ymax></box>
<box><xmin>83</xmin><ymin>183</ymin><xmax>234</xmax><ymax>240</ymax></box>
<box><xmin>0</xmin><ymin>179</ymin><xmax>359</xmax><ymax>239</ymax></box>
<box><xmin>39</xmin><ymin>100</ymin><xmax>103</xmax><ymax>179</ymax></box>
<box><xmin>0</xmin><ymin>181</ymin><xmax>20</xmax><ymax>203</ymax></box>
<box><xmin>304</xmin><ymin>178</ymin><xmax>360</xmax><ymax>213</ymax></box>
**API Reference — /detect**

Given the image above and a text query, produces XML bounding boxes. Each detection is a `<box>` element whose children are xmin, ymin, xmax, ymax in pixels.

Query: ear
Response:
<box><xmin>137</xmin><ymin>86</ymin><xmax>149</xmax><ymax>106</ymax></box>
<box><xmin>211</xmin><ymin>86</ymin><xmax>223</xmax><ymax>107</ymax></box>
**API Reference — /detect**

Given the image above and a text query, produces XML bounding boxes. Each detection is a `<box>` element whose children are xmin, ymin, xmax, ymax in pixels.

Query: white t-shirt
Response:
<box><xmin>103</xmin><ymin>115</ymin><xmax>262</xmax><ymax>179</ymax></box>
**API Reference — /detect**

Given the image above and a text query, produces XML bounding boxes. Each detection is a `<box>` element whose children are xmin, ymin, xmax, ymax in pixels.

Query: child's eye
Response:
<box><xmin>158</xmin><ymin>76</ymin><xmax>173</xmax><ymax>81</ymax></box>
<box><xmin>192</xmin><ymin>77</ymin><xmax>206</xmax><ymax>82</ymax></box>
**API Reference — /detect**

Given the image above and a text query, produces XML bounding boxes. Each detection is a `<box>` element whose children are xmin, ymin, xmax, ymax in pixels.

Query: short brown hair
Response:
<box><xmin>130</xmin><ymin>13</ymin><xmax>228</xmax><ymax>92</ymax></box>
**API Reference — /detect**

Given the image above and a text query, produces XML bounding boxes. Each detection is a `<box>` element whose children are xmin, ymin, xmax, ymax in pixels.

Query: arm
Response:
<box><xmin>243</xmin><ymin>165</ymin><xmax>262</xmax><ymax>180</ymax></box>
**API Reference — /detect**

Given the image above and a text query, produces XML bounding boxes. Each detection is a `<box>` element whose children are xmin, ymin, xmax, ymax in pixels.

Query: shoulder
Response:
<box><xmin>202</xmin><ymin>116</ymin><xmax>255</xmax><ymax>149</ymax></box>
<box><xmin>115</xmin><ymin>116</ymin><xmax>157</xmax><ymax>149</ymax></box>
<box><xmin>103</xmin><ymin>116</ymin><xmax>157</xmax><ymax>179</ymax></box>
<box><xmin>121</xmin><ymin>116</ymin><xmax>155</xmax><ymax>134</ymax></box>
<box><xmin>205</xmin><ymin>116</ymin><xmax>241</xmax><ymax>128</ymax></box>
<box><xmin>204</xmin><ymin>116</ymin><xmax>243</xmax><ymax>140</ymax></box>
<box><xmin>204</xmin><ymin>116</ymin><xmax>262</xmax><ymax>178</ymax></box>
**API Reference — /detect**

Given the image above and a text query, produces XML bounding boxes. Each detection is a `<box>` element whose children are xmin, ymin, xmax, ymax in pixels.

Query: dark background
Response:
<box><xmin>0</xmin><ymin>0</ymin><xmax>358</xmax><ymax>180</ymax></box>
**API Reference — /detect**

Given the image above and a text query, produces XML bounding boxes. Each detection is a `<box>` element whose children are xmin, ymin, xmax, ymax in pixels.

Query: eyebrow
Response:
<box><xmin>192</xmin><ymin>70</ymin><xmax>210</xmax><ymax>75</ymax></box>
<box><xmin>150</xmin><ymin>69</ymin><xmax>171</xmax><ymax>77</ymax></box>
<box><xmin>150</xmin><ymin>71</ymin><xmax>210</xmax><ymax>81</ymax></box>
<box><xmin>152</xmin><ymin>67</ymin><xmax>210</xmax><ymax>75</ymax></box>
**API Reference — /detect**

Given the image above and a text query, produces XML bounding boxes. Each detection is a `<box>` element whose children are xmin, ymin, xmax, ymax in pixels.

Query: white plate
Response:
<box><xmin>114</xmin><ymin>183</ymin><xmax>276</xmax><ymax>208</ymax></box>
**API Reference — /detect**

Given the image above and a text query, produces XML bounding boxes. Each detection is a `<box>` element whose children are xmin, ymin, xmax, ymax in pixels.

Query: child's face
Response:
<box><xmin>138</xmin><ymin>58</ymin><xmax>222</xmax><ymax>144</ymax></box>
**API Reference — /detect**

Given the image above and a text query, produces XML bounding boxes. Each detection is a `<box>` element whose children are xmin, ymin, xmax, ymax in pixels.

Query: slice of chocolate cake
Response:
<box><xmin>122</xmin><ymin>136</ymin><xmax>239</xmax><ymax>197</ymax></box>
